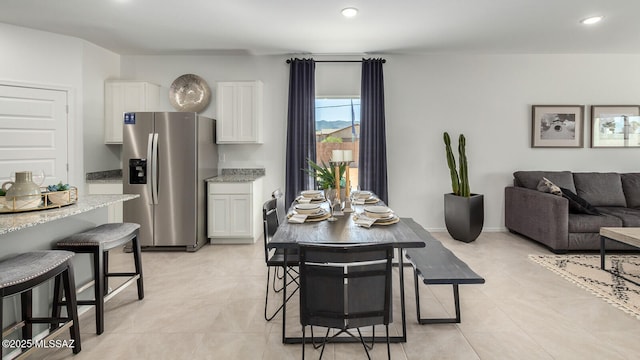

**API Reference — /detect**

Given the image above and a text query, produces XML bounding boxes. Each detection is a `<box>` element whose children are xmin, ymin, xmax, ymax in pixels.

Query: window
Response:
<box><xmin>315</xmin><ymin>97</ymin><xmax>360</xmax><ymax>188</ymax></box>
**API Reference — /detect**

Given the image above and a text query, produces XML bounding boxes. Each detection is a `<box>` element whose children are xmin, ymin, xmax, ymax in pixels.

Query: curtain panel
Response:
<box><xmin>285</xmin><ymin>58</ymin><xmax>316</xmax><ymax>206</ymax></box>
<box><xmin>358</xmin><ymin>58</ymin><xmax>389</xmax><ymax>204</ymax></box>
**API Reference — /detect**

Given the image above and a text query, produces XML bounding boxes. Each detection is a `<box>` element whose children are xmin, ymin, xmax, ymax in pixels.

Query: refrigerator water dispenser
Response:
<box><xmin>129</xmin><ymin>159</ymin><xmax>147</xmax><ymax>184</ymax></box>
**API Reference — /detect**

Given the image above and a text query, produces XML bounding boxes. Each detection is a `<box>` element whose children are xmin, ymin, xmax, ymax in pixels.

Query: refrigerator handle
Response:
<box><xmin>146</xmin><ymin>133</ymin><xmax>154</xmax><ymax>205</ymax></box>
<box><xmin>151</xmin><ymin>133</ymin><xmax>159</xmax><ymax>204</ymax></box>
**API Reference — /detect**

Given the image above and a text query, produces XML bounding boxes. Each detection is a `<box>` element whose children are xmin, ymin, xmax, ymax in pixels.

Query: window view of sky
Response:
<box><xmin>316</xmin><ymin>98</ymin><xmax>360</xmax><ymax>123</ymax></box>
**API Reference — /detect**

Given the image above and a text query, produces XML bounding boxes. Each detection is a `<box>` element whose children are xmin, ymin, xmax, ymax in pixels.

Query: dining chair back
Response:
<box><xmin>298</xmin><ymin>243</ymin><xmax>394</xmax><ymax>359</ymax></box>
<box><xmin>272</xmin><ymin>188</ymin><xmax>286</xmax><ymax>225</ymax></box>
<box><xmin>263</xmin><ymin>198</ymin><xmax>279</xmax><ymax>262</ymax></box>
<box><xmin>262</xmin><ymin>196</ymin><xmax>299</xmax><ymax>321</ymax></box>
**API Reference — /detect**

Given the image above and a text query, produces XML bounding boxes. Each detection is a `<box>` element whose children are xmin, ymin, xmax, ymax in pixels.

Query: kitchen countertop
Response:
<box><xmin>206</xmin><ymin>174</ymin><xmax>264</xmax><ymax>182</ymax></box>
<box><xmin>86</xmin><ymin>168</ymin><xmax>265</xmax><ymax>183</ymax></box>
<box><xmin>0</xmin><ymin>194</ymin><xmax>139</xmax><ymax>236</ymax></box>
<box><xmin>206</xmin><ymin>168</ymin><xmax>265</xmax><ymax>183</ymax></box>
<box><xmin>86</xmin><ymin>169</ymin><xmax>122</xmax><ymax>184</ymax></box>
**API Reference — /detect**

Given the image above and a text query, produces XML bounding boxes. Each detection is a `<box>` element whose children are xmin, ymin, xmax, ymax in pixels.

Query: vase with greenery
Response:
<box><xmin>443</xmin><ymin>132</ymin><xmax>483</xmax><ymax>242</ymax></box>
<box><xmin>304</xmin><ymin>158</ymin><xmax>347</xmax><ymax>190</ymax></box>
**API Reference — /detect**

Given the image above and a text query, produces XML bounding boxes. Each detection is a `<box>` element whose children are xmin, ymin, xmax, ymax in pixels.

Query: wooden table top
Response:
<box><xmin>600</xmin><ymin>227</ymin><xmax>640</xmax><ymax>248</ymax></box>
<box><xmin>270</xmin><ymin>205</ymin><xmax>426</xmax><ymax>249</ymax></box>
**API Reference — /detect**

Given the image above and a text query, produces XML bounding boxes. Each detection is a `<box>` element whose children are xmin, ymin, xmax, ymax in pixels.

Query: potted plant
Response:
<box><xmin>45</xmin><ymin>182</ymin><xmax>73</xmax><ymax>205</ymax></box>
<box><xmin>443</xmin><ymin>132</ymin><xmax>484</xmax><ymax>242</ymax></box>
<box><xmin>304</xmin><ymin>158</ymin><xmax>347</xmax><ymax>196</ymax></box>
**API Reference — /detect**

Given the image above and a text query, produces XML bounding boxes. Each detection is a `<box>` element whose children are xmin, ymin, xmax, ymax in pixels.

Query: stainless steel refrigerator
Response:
<box><xmin>122</xmin><ymin>112</ymin><xmax>217</xmax><ymax>251</ymax></box>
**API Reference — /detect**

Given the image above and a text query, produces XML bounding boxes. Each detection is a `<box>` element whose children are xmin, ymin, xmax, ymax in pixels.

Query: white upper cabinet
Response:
<box><xmin>215</xmin><ymin>81</ymin><xmax>263</xmax><ymax>144</ymax></box>
<box><xmin>104</xmin><ymin>81</ymin><xmax>160</xmax><ymax>144</ymax></box>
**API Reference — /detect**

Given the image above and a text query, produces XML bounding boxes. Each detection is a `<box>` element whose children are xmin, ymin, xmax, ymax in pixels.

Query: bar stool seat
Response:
<box><xmin>0</xmin><ymin>250</ymin><xmax>81</xmax><ymax>357</ymax></box>
<box><xmin>56</xmin><ymin>223</ymin><xmax>144</xmax><ymax>335</ymax></box>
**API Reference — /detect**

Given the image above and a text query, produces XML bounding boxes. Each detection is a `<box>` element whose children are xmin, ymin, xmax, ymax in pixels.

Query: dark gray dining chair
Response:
<box><xmin>298</xmin><ymin>243</ymin><xmax>394</xmax><ymax>359</ymax></box>
<box><xmin>272</xmin><ymin>188</ymin><xmax>287</xmax><ymax>225</ymax></box>
<box><xmin>263</xmin><ymin>197</ymin><xmax>299</xmax><ymax>321</ymax></box>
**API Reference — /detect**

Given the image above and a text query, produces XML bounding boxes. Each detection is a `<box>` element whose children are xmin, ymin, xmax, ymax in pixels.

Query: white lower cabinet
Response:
<box><xmin>86</xmin><ymin>183</ymin><xmax>123</xmax><ymax>222</ymax></box>
<box><xmin>208</xmin><ymin>179</ymin><xmax>263</xmax><ymax>244</ymax></box>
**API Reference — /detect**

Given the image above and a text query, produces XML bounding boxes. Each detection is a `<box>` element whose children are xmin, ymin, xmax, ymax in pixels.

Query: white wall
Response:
<box><xmin>120</xmin><ymin>55</ymin><xmax>290</xmax><ymax>197</ymax></box>
<box><xmin>0</xmin><ymin>24</ymin><xmax>122</xmax><ymax>191</ymax></box>
<box><xmin>5</xmin><ymin>23</ymin><xmax>636</xmax><ymax>230</ymax></box>
<box><xmin>385</xmin><ymin>53</ymin><xmax>640</xmax><ymax>230</ymax></box>
<box><xmin>82</xmin><ymin>42</ymin><xmax>121</xmax><ymax>173</ymax></box>
<box><xmin>0</xmin><ymin>23</ymin><xmax>85</xmax><ymax>191</ymax></box>
<box><xmin>122</xmin><ymin>53</ymin><xmax>640</xmax><ymax>231</ymax></box>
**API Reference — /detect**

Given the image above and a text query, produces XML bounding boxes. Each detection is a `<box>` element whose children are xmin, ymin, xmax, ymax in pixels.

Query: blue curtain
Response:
<box><xmin>285</xmin><ymin>58</ymin><xmax>316</xmax><ymax>206</ymax></box>
<box><xmin>358</xmin><ymin>58</ymin><xmax>389</xmax><ymax>204</ymax></box>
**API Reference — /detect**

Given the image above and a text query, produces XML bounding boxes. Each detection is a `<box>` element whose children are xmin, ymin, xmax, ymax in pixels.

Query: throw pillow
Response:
<box><xmin>621</xmin><ymin>173</ymin><xmax>640</xmax><ymax>209</ymax></box>
<box><xmin>560</xmin><ymin>187</ymin><xmax>601</xmax><ymax>215</ymax></box>
<box><xmin>536</xmin><ymin>177</ymin><xmax>562</xmax><ymax>196</ymax></box>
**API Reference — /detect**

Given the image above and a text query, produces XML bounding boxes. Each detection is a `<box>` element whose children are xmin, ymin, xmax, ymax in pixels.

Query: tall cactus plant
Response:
<box><xmin>443</xmin><ymin>132</ymin><xmax>471</xmax><ymax>197</ymax></box>
<box><xmin>443</xmin><ymin>132</ymin><xmax>460</xmax><ymax>196</ymax></box>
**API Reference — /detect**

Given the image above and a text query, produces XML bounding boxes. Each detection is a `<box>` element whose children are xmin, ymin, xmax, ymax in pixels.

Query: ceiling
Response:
<box><xmin>1</xmin><ymin>0</ymin><xmax>639</xmax><ymax>56</ymax></box>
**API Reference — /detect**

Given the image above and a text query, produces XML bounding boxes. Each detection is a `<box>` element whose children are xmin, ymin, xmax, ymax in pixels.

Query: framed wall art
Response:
<box><xmin>590</xmin><ymin>105</ymin><xmax>640</xmax><ymax>148</ymax></box>
<box><xmin>531</xmin><ymin>105</ymin><xmax>584</xmax><ymax>148</ymax></box>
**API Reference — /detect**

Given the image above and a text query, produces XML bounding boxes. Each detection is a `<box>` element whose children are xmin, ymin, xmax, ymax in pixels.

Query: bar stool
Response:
<box><xmin>0</xmin><ymin>250</ymin><xmax>81</xmax><ymax>357</ymax></box>
<box><xmin>56</xmin><ymin>223</ymin><xmax>144</xmax><ymax>335</ymax></box>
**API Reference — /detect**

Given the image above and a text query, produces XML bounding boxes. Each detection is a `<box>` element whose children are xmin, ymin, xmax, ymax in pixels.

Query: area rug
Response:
<box><xmin>529</xmin><ymin>254</ymin><xmax>640</xmax><ymax>320</ymax></box>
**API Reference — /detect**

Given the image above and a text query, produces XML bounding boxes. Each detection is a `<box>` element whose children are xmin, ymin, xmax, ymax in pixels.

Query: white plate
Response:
<box><xmin>294</xmin><ymin>203</ymin><xmax>322</xmax><ymax>214</ymax></box>
<box><xmin>363</xmin><ymin>205</ymin><xmax>390</xmax><ymax>214</ymax></box>
<box><xmin>306</xmin><ymin>208</ymin><xmax>328</xmax><ymax>218</ymax></box>
<box><xmin>301</xmin><ymin>190</ymin><xmax>323</xmax><ymax>198</ymax></box>
<box><xmin>365</xmin><ymin>211</ymin><xmax>393</xmax><ymax>219</ymax></box>
<box><xmin>354</xmin><ymin>191</ymin><xmax>373</xmax><ymax>199</ymax></box>
<box><xmin>295</xmin><ymin>203</ymin><xmax>321</xmax><ymax>210</ymax></box>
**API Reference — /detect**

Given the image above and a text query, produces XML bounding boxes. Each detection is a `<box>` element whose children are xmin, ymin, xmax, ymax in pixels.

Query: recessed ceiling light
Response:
<box><xmin>580</xmin><ymin>16</ymin><xmax>604</xmax><ymax>25</ymax></box>
<box><xmin>341</xmin><ymin>7</ymin><xmax>358</xmax><ymax>18</ymax></box>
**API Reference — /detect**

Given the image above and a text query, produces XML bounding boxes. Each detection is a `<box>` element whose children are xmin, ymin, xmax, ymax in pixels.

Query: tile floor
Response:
<box><xmin>31</xmin><ymin>231</ymin><xmax>640</xmax><ymax>360</ymax></box>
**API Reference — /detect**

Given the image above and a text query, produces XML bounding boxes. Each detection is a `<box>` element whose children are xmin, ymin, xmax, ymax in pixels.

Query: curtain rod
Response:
<box><xmin>285</xmin><ymin>59</ymin><xmax>386</xmax><ymax>64</ymax></box>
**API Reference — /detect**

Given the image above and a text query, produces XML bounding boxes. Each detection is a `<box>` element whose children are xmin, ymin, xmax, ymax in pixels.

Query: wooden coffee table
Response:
<box><xmin>600</xmin><ymin>227</ymin><xmax>640</xmax><ymax>286</ymax></box>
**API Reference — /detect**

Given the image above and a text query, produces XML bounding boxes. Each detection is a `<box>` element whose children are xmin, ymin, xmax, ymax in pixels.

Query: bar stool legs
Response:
<box><xmin>132</xmin><ymin>235</ymin><xmax>145</xmax><ymax>301</ymax></box>
<box><xmin>56</xmin><ymin>223</ymin><xmax>144</xmax><ymax>335</ymax></box>
<box><xmin>1</xmin><ymin>251</ymin><xmax>81</xmax><ymax>357</ymax></box>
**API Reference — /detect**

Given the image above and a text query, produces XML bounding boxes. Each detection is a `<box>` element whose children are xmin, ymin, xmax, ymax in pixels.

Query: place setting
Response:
<box><xmin>353</xmin><ymin>205</ymin><xmax>400</xmax><ymax>228</ymax></box>
<box><xmin>287</xmin><ymin>202</ymin><xmax>331</xmax><ymax>223</ymax></box>
<box><xmin>350</xmin><ymin>190</ymin><xmax>380</xmax><ymax>205</ymax></box>
<box><xmin>295</xmin><ymin>190</ymin><xmax>325</xmax><ymax>204</ymax></box>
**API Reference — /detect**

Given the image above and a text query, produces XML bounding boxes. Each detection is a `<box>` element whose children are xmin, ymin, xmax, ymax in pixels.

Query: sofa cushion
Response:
<box><xmin>573</xmin><ymin>172</ymin><xmax>627</xmax><ymax>207</ymax></box>
<box><xmin>596</xmin><ymin>207</ymin><xmax>640</xmax><ymax>227</ymax></box>
<box><xmin>513</xmin><ymin>171</ymin><xmax>576</xmax><ymax>193</ymax></box>
<box><xmin>560</xmin><ymin>188</ymin><xmax>600</xmax><ymax>215</ymax></box>
<box><xmin>536</xmin><ymin>177</ymin><xmax>562</xmax><ymax>196</ymax></box>
<box><xmin>567</xmin><ymin>213</ymin><xmax>623</xmax><ymax>233</ymax></box>
<box><xmin>621</xmin><ymin>173</ymin><xmax>640</xmax><ymax>209</ymax></box>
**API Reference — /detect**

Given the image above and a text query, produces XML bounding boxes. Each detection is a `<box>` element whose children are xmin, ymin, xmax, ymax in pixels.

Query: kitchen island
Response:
<box><xmin>0</xmin><ymin>194</ymin><xmax>138</xmax><ymax>349</ymax></box>
<box><xmin>0</xmin><ymin>194</ymin><xmax>137</xmax><ymax>237</ymax></box>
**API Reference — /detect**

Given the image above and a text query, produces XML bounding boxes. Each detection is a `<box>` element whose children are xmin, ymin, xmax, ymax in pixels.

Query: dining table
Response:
<box><xmin>268</xmin><ymin>196</ymin><xmax>426</xmax><ymax>344</ymax></box>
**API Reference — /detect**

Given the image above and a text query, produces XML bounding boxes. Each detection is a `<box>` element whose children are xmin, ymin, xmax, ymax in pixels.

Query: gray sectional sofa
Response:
<box><xmin>505</xmin><ymin>171</ymin><xmax>640</xmax><ymax>253</ymax></box>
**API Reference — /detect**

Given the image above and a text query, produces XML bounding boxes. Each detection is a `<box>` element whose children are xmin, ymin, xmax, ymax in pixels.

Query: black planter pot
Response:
<box><xmin>444</xmin><ymin>193</ymin><xmax>484</xmax><ymax>243</ymax></box>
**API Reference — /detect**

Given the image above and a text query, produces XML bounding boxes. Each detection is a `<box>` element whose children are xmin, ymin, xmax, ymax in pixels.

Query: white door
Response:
<box><xmin>0</xmin><ymin>84</ymin><xmax>68</xmax><ymax>185</ymax></box>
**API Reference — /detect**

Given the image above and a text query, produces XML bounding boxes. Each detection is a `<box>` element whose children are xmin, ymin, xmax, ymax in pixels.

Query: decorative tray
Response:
<box><xmin>0</xmin><ymin>187</ymin><xmax>78</xmax><ymax>213</ymax></box>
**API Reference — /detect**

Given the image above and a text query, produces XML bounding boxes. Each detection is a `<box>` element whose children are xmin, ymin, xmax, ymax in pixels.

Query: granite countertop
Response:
<box><xmin>0</xmin><ymin>194</ymin><xmax>139</xmax><ymax>236</ymax></box>
<box><xmin>86</xmin><ymin>169</ymin><xmax>122</xmax><ymax>184</ymax></box>
<box><xmin>87</xmin><ymin>168</ymin><xmax>265</xmax><ymax>183</ymax></box>
<box><xmin>206</xmin><ymin>168</ymin><xmax>265</xmax><ymax>183</ymax></box>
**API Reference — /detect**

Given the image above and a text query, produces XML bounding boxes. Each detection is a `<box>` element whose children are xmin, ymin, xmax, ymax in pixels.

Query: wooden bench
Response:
<box><xmin>402</xmin><ymin>218</ymin><xmax>485</xmax><ymax>324</ymax></box>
